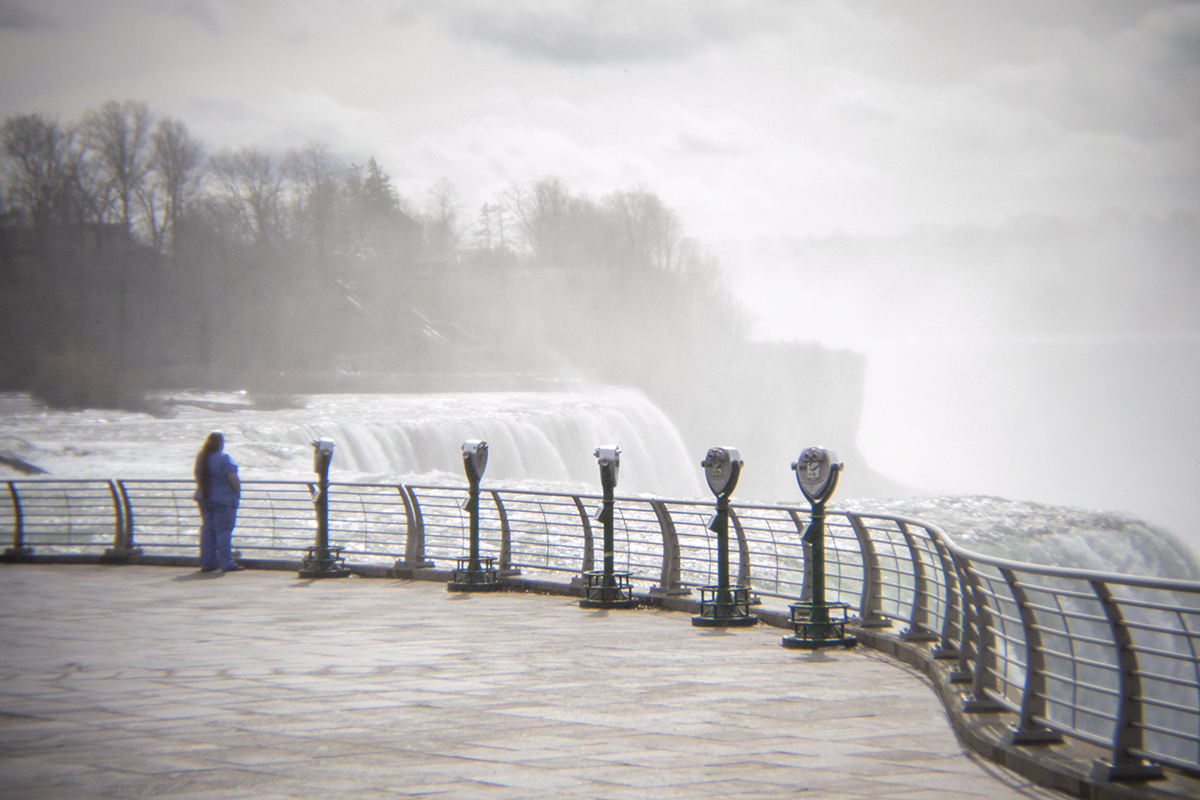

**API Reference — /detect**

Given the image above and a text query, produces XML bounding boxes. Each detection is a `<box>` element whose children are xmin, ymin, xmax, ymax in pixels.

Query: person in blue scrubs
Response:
<box><xmin>194</xmin><ymin>432</ymin><xmax>242</xmax><ymax>572</ymax></box>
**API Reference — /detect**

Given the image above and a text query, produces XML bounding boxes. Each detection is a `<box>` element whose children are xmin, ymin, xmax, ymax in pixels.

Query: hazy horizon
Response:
<box><xmin>3</xmin><ymin>1</ymin><xmax>1198</xmax><ymax>545</ymax></box>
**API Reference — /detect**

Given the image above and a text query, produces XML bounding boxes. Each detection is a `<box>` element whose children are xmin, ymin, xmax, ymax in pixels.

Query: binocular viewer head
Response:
<box><xmin>594</xmin><ymin>445</ymin><xmax>620</xmax><ymax>488</ymax></box>
<box><xmin>701</xmin><ymin>446</ymin><xmax>743</xmax><ymax>497</ymax></box>
<box><xmin>462</xmin><ymin>440</ymin><xmax>489</xmax><ymax>484</ymax></box>
<box><xmin>311</xmin><ymin>438</ymin><xmax>336</xmax><ymax>472</ymax></box>
<box><xmin>792</xmin><ymin>446</ymin><xmax>842</xmax><ymax>505</ymax></box>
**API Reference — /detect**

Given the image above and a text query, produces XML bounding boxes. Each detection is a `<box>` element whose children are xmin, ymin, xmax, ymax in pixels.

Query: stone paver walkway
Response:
<box><xmin>0</xmin><ymin>565</ymin><xmax>1067</xmax><ymax>799</ymax></box>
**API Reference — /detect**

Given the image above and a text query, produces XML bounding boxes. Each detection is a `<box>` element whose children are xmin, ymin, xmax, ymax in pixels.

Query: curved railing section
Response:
<box><xmin>1</xmin><ymin>477</ymin><xmax>1197</xmax><ymax>781</ymax></box>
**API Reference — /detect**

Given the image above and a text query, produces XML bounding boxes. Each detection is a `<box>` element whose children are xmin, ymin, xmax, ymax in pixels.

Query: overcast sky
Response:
<box><xmin>4</xmin><ymin>1</ymin><xmax>1200</xmax><ymax>538</ymax></box>
<box><xmin>2</xmin><ymin>0</ymin><xmax>1197</xmax><ymax>244</ymax></box>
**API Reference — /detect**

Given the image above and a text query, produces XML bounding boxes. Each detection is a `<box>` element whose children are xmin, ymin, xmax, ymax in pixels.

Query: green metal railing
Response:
<box><xmin>2</xmin><ymin>477</ymin><xmax>1198</xmax><ymax>780</ymax></box>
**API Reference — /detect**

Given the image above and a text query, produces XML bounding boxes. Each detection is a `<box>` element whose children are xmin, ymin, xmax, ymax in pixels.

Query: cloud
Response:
<box><xmin>423</xmin><ymin>0</ymin><xmax>791</xmax><ymax>64</ymax></box>
<box><xmin>182</xmin><ymin>85</ymin><xmax>385</xmax><ymax>157</ymax></box>
<box><xmin>0</xmin><ymin>0</ymin><xmax>54</xmax><ymax>30</ymax></box>
<box><xmin>166</xmin><ymin>0</ymin><xmax>228</xmax><ymax>36</ymax></box>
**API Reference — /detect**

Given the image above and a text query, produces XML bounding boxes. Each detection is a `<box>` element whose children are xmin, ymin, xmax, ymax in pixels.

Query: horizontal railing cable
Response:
<box><xmin>2</xmin><ymin>478</ymin><xmax>1198</xmax><ymax>780</ymax></box>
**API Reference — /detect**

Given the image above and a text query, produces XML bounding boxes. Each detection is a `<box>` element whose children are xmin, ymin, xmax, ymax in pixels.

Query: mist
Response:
<box><xmin>720</xmin><ymin>213</ymin><xmax>1200</xmax><ymax>546</ymax></box>
<box><xmin>2</xmin><ymin>3</ymin><xmax>1198</xmax><ymax>551</ymax></box>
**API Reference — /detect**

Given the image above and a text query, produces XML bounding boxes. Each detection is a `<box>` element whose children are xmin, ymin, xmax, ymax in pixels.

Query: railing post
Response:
<box><xmin>2</xmin><ymin>481</ymin><xmax>31</xmax><ymax>560</ymax></box>
<box><xmin>728</xmin><ymin>508</ymin><xmax>752</xmax><ymax>588</ymax></box>
<box><xmin>961</xmin><ymin>563</ymin><xmax>1006</xmax><ymax>712</ymax></box>
<box><xmin>948</xmin><ymin>550</ymin><xmax>981</xmax><ymax>683</ymax></box>
<box><xmin>897</xmin><ymin>521</ymin><xmax>940</xmax><ymax>642</ymax></box>
<box><xmin>572</xmin><ymin>496</ymin><xmax>594</xmax><ymax>574</ymax></box>
<box><xmin>490</xmin><ymin>490</ymin><xmax>518</xmax><ymax>576</ymax></box>
<box><xmin>118</xmin><ymin>480</ymin><xmax>135</xmax><ymax>553</ymax></box>
<box><xmin>926</xmin><ymin>531</ymin><xmax>963</xmax><ymax>659</ymax></box>
<box><xmin>648</xmin><ymin>500</ymin><xmax>688</xmax><ymax>597</ymax></box>
<box><xmin>1002</xmin><ymin>568</ymin><xmax>1065</xmax><ymax>745</ymax></box>
<box><xmin>787</xmin><ymin>510</ymin><xmax>814</xmax><ymax>602</ymax></box>
<box><xmin>1089</xmin><ymin>580</ymin><xmax>1166</xmax><ymax>782</ymax></box>
<box><xmin>395</xmin><ymin>485</ymin><xmax>432</xmax><ymax>571</ymax></box>
<box><xmin>102</xmin><ymin>480</ymin><xmax>140</xmax><ymax>562</ymax></box>
<box><xmin>846</xmin><ymin>514</ymin><xmax>890</xmax><ymax>628</ymax></box>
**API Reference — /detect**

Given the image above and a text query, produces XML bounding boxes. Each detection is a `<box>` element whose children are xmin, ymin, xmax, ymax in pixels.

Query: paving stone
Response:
<box><xmin>0</xmin><ymin>564</ymin><xmax>1070</xmax><ymax>799</ymax></box>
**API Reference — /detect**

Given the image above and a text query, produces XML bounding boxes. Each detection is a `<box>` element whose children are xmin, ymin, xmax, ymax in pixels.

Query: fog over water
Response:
<box><xmin>2</xmin><ymin>3</ymin><xmax>1198</xmax><ymax>554</ymax></box>
<box><xmin>721</xmin><ymin>215</ymin><xmax>1200</xmax><ymax>549</ymax></box>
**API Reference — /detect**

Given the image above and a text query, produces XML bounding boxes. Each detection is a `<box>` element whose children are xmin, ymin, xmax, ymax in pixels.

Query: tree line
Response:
<box><xmin>0</xmin><ymin>100</ymin><xmax>884</xmax><ymax>500</ymax></box>
<box><xmin>1</xmin><ymin>99</ymin><xmax>706</xmax><ymax>278</ymax></box>
<box><xmin>0</xmin><ymin>98</ymin><xmax>746</xmax><ymax>410</ymax></box>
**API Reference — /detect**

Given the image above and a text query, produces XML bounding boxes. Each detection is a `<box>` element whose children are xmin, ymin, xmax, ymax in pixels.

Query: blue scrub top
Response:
<box><xmin>206</xmin><ymin>451</ymin><xmax>240</xmax><ymax>506</ymax></box>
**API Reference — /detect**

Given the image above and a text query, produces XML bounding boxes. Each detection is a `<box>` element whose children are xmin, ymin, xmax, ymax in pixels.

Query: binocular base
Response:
<box><xmin>781</xmin><ymin>632</ymin><xmax>858</xmax><ymax>649</ymax></box>
<box><xmin>447</xmin><ymin>556</ymin><xmax>502</xmax><ymax>593</ymax></box>
<box><xmin>692</xmin><ymin>585</ymin><xmax>758</xmax><ymax>627</ymax></box>
<box><xmin>782</xmin><ymin>601</ymin><xmax>858</xmax><ymax>649</ymax></box>
<box><xmin>299</xmin><ymin>546</ymin><xmax>350</xmax><ymax>579</ymax></box>
<box><xmin>692</xmin><ymin>613</ymin><xmax>758</xmax><ymax>628</ymax></box>
<box><xmin>579</xmin><ymin>570</ymin><xmax>638</xmax><ymax>609</ymax></box>
<box><xmin>1</xmin><ymin>546</ymin><xmax>34</xmax><ymax>562</ymax></box>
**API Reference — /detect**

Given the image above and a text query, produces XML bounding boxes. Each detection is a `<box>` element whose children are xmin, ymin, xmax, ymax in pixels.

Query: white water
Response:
<box><xmin>0</xmin><ymin>388</ymin><xmax>703</xmax><ymax>498</ymax></box>
<box><xmin>1</xmin><ymin>388</ymin><xmax>1195</xmax><ymax>579</ymax></box>
<box><xmin>843</xmin><ymin>495</ymin><xmax>1200</xmax><ymax>582</ymax></box>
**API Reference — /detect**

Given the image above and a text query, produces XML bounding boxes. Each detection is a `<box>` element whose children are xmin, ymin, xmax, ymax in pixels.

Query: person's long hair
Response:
<box><xmin>194</xmin><ymin>432</ymin><xmax>224</xmax><ymax>502</ymax></box>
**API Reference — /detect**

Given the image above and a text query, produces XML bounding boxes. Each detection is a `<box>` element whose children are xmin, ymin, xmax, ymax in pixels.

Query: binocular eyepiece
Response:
<box><xmin>594</xmin><ymin>445</ymin><xmax>621</xmax><ymax>489</ymax></box>
<box><xmin>312</xmin><ymin>438</ymin><xmax>336</xmax><ymax>473</ymax></box>
<box><xmin>792</xmin><ymin>446</ymin><xmax>842</xmax><ymax>505</ymax></box>
<box><xmin>701</xmin><ymin>446</ymin><xmax>743</xmax><ymax>497</ymax></box>
<box><xmin>462</xmin><ymin>440</ymin><xmax>489</xmax><ymax>484</ymax></box>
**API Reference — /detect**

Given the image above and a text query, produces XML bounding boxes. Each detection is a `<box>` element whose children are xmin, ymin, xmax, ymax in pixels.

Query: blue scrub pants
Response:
<box><xmin>198</xmin><ymin>501</ymin><xmax>238</xmax><ymax>571</ymax></box>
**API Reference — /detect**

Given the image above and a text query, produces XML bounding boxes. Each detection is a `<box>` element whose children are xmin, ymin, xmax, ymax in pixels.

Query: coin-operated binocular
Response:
<box><xmin>795</xmin><ymin>446</ymin><xmax>840</xmax><ymax>507</ymax></box>
<box><xmin>462</xmin><ymin>439</ymin><xmax>488</xmax><ymax>485</ymax></box>
<box><xmin>448</xmin><ymin>440</ymin><xmax>501</xmax><ymax>592</ymax></box>
<box><xmin>595</xmin><ymin>445</ymin><xmax>620</xmax><ymax>492</ymax></box>
<box><xmin>313</xmin><ymin>438</ymin><xmax>335</xmax><ymax>476</ymax></box>
<box><xmin>692</xmin><ymin>447</ymin><xmax>757</xmax><ymax>628</ymax></box>
<box><xmin>702</xmin><ymin>446</ymin><xmax>742</xmax><ymax>498</ymax></box>
<box><xmin>782</xmin><ymin>446</ymin><xmax>856</xmax><ymax>649</ymax></box>
<box><xmin>299</xmin><ymin>438</ymin><xmax>349</xmax><ymax>578</ymax></box>
<box><xmin>580</xmin><ymin>445</ymin><xmax>638</xmax><ymax>609</ymax></box>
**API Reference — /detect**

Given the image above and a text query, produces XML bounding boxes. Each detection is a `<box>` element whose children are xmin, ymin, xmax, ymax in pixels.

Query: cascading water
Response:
<box><xmin>843</xmin><ymin>495</ymin><xmax>1200</xmax><ymax>581</ymax></box>
<box><xmin>0</xmin><ymin>388</ymin><xmax>704</xmax><ymax>498</ymax></box>
<box><xmin>238</xmin><ymin>390</ymin><xmax>704</xmax><ymax>496</ymax></box>
<box><xmin>1</xmin><ymin>389</ymin><xmax>1195</xmax><ymax>577</ymax></box>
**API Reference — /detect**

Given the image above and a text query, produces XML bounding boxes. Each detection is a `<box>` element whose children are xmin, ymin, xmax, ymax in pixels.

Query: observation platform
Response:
<box><xmin>0</xmin><ymin>564</ymin><xmax>1068</xmax><ymax>800</ymax></box>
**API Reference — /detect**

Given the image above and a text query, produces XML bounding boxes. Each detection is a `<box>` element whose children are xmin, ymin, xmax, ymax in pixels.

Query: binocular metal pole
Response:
<box><xmin>807</xmin><ymin>499</ymin><xmax>831</xmax><ymax>630</ymax></box>
<box><xmin>299</xmin><ymin>441</ymin><xmax>349</xmax><ymax>579</ymax></box>
<box><xmin>467</xmin><ymin>478</ymin><xmax>481</xmax><ymax>573</ymax></box>
<box><xmin>783</xmin><ymin>448</ymin><xmax>855</xmax><ymax>648</ymax></box>
<box><xmin>714</xmin><ymin>494</ymin><xmax>733</xmax><ymax>612</ymax></box>
<box><xmin>448</xmin><ymin>441</ymin><xmax>500</xmax><ymax>592</ymax></box>
<box><xmin>580</xmin><ymin>455</ymin><xmax>637</xmax><ymax>609</ymax></box>
<box><xmin>692</xmin><ymin>491</ymin><xmax>756</xmax><ymax>626</ymax></box>
<box><xmin>694</xmin><ymin>447</ymin><xmax>756</xmax><ymax>628</ymax></box>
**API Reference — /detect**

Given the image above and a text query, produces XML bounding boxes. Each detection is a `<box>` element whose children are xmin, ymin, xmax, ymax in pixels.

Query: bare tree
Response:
<box><xmin>503</xmin><ymin>177</ymin><xmax>571</xmax><ymax>264</ymax></box>
<box><xmin>209</xmin><ymin>147</ymin><xmax>283</xmax><ymax>248</ymax></box>
<box><xmin>604</xmin><ymin>188</ymin><xmax>682</xmax><ymax>272</ymax></box>
<box><xmin>0</xmin><ymin>113</ymin><xmax>85</xmax><ymax>237</ymax></box>
<box><xmin>341</xmin><ymin>156</ymin><xmax>418</xmax><ymax>261</ymax></box>
<box><xmin>422</xmin><ymin>177</ymin><xmax>462</xmax><ymax>262</ymax></box>
<box><xmin>503</xmin><ymin>177</ymin><xmax>617</xmax><ymax>269</ymax></box>
<box><xmin>82</xmin><ymin>100</ymin><xmax>154</xmax><ymax>234</ymax></box>
<box><xmin>283</xmin><ymin>142</ymin><xmax>340</xmax><ymax>260</ymax></box>
<box><xmin>472</xmin><ymin>201</ymin><xmax>511</xmax><ymax>253</ymax></box>
<box><xmin>145</xmin><ymin>117</ymin><xmax>204</xmax><ymax>253</ymax></box>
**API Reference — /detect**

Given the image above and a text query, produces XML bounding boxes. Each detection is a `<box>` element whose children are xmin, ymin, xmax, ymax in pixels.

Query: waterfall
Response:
<box><xmin>2</xmin><ymin>388</ymin><xmax>1194</xmax><ymax>575</ymax></box>
<box><xmin>237</xmin><ymin>388</ymin><xmax>703</xmax><ymax>496</ymax></box>
<box><xmin>0</xmin><ymin>388</ymin><xmax>702</xmax><ymax>497</ymax></box>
